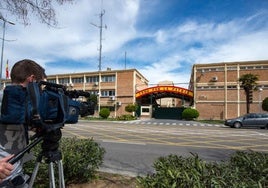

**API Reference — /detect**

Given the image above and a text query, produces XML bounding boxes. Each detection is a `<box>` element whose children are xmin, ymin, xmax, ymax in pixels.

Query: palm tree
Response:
<box><xmin>239</xmin><ymin>73</ymin><xmax>259</xmax><ymax>113</ymax></box>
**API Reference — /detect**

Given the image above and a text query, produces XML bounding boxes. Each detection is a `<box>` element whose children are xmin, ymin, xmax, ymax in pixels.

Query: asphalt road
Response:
<box><xmin>62</xmin><ymin>119</ymin><xmax>268</xmax><ymax>176</ymax></box>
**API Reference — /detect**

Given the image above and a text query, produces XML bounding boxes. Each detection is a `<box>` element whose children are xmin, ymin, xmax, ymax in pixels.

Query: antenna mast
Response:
<box><xmin>98</xmin><ymin>9</ymin><xmax>105</xmax><ymax>71</ymax></box>
<box><xmin>91</xmin><ymin>0</ymin><xmax>107</xmax><ymax>115</ymax></box>
<box><xmin>91</xmin><ymin>1</ymin><xmax>106</xmax><ymax>71</ymax></box>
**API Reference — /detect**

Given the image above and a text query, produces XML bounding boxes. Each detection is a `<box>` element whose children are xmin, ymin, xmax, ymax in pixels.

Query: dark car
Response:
<box><xmin>224</xmin><ymin>113</ymin><xmax>268</xmax><ymax>129</ymax></box>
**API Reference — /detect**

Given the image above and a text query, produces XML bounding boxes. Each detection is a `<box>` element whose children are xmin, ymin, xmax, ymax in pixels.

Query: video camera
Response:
<box><xmin>1</xmin><ymin>81</ymin><xmax>95</xmax><ymax>132</ymax></box>
<box><xmin>0</xmin><ymin>81</ymin><xmax>95</xmax><ymax>187</ymax></box>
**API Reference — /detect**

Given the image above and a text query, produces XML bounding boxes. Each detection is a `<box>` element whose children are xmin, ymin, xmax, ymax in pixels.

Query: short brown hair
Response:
<box><xmin>10</xmin><ymin>59</ymin><xmax>46</xmax><ymax>84</ymax></box>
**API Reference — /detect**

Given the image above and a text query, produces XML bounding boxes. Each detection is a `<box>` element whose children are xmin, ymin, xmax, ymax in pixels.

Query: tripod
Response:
<box><xmin>29</xmin><ymin>149</ymin><xmax>65</xmax><ymax>188</ymax></box>
<box><xmin>9</xmin><ymin>129</ymin><xmax>65</xmax><ymax>188</ymax></box>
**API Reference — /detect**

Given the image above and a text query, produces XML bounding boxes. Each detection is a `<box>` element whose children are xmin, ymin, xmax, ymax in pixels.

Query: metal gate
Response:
<box><xmin>153</xmin><ymin>107</ymin><xmax>185</xmax><ymax>120</ymax></box>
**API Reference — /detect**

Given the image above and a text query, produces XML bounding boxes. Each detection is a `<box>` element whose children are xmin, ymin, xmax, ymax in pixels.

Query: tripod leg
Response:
<box><xmin>49</xmin><ymin>162</ymin><xmax>56</xmax><ymax>188</ymax></box>
<box><xmin>58</xmin><ymin>160</ymin><xmax>65</xmax><ymax>188</ymax></box>
<box><xmin>28</xmin><ymin>162</ymin><xmax>40</xmax><ymax>188</ymax></box>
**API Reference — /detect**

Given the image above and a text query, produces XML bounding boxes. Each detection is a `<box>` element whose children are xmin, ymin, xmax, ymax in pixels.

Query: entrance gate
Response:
<box><xmin>136</xmin><ymin>85</ymin><xmax>193</xmax><ymax>120</ymax></box>
<box><xmin>153</xmin><ymin>107</ymin><xmax>186</xmax><ymax>119</ymax></box>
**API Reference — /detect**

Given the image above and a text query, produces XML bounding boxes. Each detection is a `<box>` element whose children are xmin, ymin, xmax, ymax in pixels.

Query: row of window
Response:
<box><xmin>47</xmin><ymin>75</ymin><xmax>116</xmax><ymax>84</ymax></box>
<box><xmin>197</xmin><ymin>85</ymin><xmax>268</xmax><ymax>90</ymax></box>
<box><xmin>88</xmin><ymin>90</ymin><xmax>115</xmax><ymax>97</ymax></box>
<box><xmin>197</xmin><ymin>65</ymin><xmax>268</xmax><ymax>72</ymax></box>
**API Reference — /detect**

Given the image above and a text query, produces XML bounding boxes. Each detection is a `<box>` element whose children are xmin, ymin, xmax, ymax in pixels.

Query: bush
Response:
<box><xmin>24</xmin><ymin>137</ymin><xmax>105</xmax><ymax>186</ymax></box>
<box><xmin>116</xmin><ymin>114</ymin><xmax>137</xmax><ymax>121</ymax></box>
<box><xmin>137</xmin><ymin>151</ymin><xmax>268</xmax><ymax>188</ymax></box>
<box><xmin>99</xmin><ymin>108</ymin><xmax>110</xmax><ymax>119</ymax></box>
<box><xmin>125</xmin><ymin>104</ymin><xmax>138</xmax><ymax>113</ymax></box>
<box><xmin>182</xmin><ymin>108</ymin><xmax>199</xmax><ymax>120</ymax></box>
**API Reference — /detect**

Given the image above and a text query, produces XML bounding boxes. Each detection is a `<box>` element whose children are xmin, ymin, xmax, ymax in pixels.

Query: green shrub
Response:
<box><xmin>116</xmin><ymin>114</ymin><xmax>137</xmax><ymax>120</ymax></box>
<box><xmin>182</xmin><ymin>108</ymin><xmax>199</xmax><ymax>120</ymax></box>
<box><xmin>99</xmin><ymin>108</ymin><xmax>110</xmax><ymax>119</ymax></box>
<box><xmin>262</xmin><ymin>97</ymin><xmax>268</xmax><ymax>111</ymax></box>
<box><xmin>24</xmin><ymin>137</ymin><xmax>105</xmax><ymax>186</ymax></box>
<box><xmin>125</xmin><ymin>104</ymin><xmax>138</xmax><ymax>113</ymax></box>
<box><xmin>137</xmin><ymin>151</ymin><xmax>268</xmax><ymax>188</ymax></box>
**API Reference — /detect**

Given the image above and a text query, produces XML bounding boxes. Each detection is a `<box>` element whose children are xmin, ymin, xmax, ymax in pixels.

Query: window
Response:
<box><xmin>47</xmin><ymin>79</ymin><xmax>56</xmax><ymax>83</ymax></box>
<box><xmin>101</xmin><ymin>75</ymin><xmax>115</xmax><ymax>82</ymax></box>
<box><xmin>240</xmin><ymin>66</ymin><xmax>254</xmax><ymax>70</ymax></box>
<box><xmin>227</xmin><ymin>86</ymin><xmax>237</xmax><ymax>89</ymax></box>
<box><xmin>246</xmin><ymin>114</ymin><xmax>256</xmax><ymax>118</ymax></box>
<box><xmin>89</xmin><ymin>90</ymin><xmax>98</xmax><ymax>95</ymax></box>
<box><xmin>216</xmin><ymin>68</ymin><xmax>224</xmax><ymax>71</ymax></box>
<box><xmin>261</xmin><ymin>114</ymin><xmax>268</xmax><ymax>118</ymax></box>
<box><xmin>58</xmin><ymin>78</ymin><xmax>69</xmax><ymax>84</ymax></box>
<box><xmin>227</xmin><ymin>66</ymin><xmax>237</xmax><ymax>70</ymax></box>
<box><xmin>101</xmin><ymin>90</ymin><xmax>115</xmax><ymax>97</ymax></box>
<box><xmin>72</xmin><ymin>77</ymin><xmax>84</xmax><ymax>83</ymax></box>
<box><xmin>86</xmin><ymin>76</ymin><xmax>99</xmax><ymax>83</ymax></box>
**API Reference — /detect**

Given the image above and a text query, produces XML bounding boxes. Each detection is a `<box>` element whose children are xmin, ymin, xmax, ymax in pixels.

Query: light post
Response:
<box><xmin>0</xmin><ymin>14</ymin><xmax>15</xmax><ymax>89</ymax></box>
<box><xmin>258</xmin><ymin>87</ymin><xmax>263</xmax><ymax>112</ymax></box>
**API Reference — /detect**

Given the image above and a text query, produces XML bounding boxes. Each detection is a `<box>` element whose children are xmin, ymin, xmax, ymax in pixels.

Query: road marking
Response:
<box><xmin>63</xmin><ymin>122</ymin><xmax>268</xmax><ymax>152</ymax></box>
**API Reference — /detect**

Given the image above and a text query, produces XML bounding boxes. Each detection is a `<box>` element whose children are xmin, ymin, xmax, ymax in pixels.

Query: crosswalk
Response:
<box><xmin>114</xmin><ymin>119</ymin><xmax>226</xmax><ymax>127</ymax></box>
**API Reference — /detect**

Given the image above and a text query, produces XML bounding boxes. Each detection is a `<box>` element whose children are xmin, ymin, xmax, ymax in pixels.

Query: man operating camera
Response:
<box><xmin>0</xmin><ymin>59</ymin><xmax>46</xmax><ymax>187</ymax></box>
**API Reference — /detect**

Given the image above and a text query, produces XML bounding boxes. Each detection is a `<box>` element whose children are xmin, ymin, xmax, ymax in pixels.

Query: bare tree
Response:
<box><xmin>0</xmin><ymin>0</ymin><xmax>74</xmax><ymax>26</ymax></box>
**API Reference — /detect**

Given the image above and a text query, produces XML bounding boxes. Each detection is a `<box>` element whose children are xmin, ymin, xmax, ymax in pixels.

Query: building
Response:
<box><xmin>46</xmin><ymin>68</ymin><xmax>148</xmax><ymax>117</ymax></box>
<box><xmin>189</xmin><ymin>60</ymin><xmax>268</xmax><ymax>120</ymax></box>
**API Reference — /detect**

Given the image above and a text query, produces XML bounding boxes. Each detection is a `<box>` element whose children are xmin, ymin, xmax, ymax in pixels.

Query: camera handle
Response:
<box><xmin>8</xmin><ymin>135</ymin><xmax>44</xmax><ymax>164</ymax></box>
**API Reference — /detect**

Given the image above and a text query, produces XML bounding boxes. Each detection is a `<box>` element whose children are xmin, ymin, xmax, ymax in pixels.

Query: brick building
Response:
<box><xmin>189</xmin><ymin>60</ymin><xmax>268</xmax><ymax>120</ymax></box>
<box><xmin>45</xmin><ymin>68</ymin><xmax>149</xmax><ymax>117</ymax></box>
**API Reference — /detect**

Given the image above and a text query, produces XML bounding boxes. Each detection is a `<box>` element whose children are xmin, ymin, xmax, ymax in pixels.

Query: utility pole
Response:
<box><xmin>91</xmin><ymin>4</ymin><xmax>107</xmax><ymax>115</ymax></box>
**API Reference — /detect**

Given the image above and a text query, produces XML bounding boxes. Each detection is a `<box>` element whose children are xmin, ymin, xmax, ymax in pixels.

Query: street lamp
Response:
<box><xmin>0</xmin><ymin>14</ymin><xmax>15</xmax><ymax>89</ymax></box>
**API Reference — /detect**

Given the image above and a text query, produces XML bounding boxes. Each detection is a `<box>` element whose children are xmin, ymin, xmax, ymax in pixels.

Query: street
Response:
<box><xmin>62</xmin><ymin>119</ymin><xmax>268</xmax><ymax>176</ymax></box>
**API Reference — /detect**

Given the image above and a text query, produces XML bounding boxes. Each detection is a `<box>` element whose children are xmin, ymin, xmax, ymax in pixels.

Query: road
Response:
<box><xmin>62</xmin><ymin>119</ymin><xmax>268</xmax><ymax>176</ymax></box>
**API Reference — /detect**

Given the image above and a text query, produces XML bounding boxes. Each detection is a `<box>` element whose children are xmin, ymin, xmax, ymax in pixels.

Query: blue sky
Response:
<box><xmin>2</xmin><ymin>0</ymin><xmax>268</xmax><ymax>86</ymax></box>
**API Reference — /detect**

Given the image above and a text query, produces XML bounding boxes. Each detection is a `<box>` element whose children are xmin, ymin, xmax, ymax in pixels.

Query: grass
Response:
<box><xmin>196</xmin><ymin>119</ymin><xmax>224</xmax><ymax>124</ymax></box>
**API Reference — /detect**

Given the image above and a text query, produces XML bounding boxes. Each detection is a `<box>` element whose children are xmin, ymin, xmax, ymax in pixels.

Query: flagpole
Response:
<box><xmin>6</xmin><ymin>59</ymin><xmax>9</xmax><ymax>79</ymax></box>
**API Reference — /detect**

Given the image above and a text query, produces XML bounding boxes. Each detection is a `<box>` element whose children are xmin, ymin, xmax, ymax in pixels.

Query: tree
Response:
<box><xmin>262</xmin><ymin>97</ymin><xmax>268</xmax><ymax>112</ymax></box>
<box><xmin>0</xmin><ymin>0</ymin><xmax>74</xmax><ymax>26</ymax></box>
<box><xmin>239</xmin><ymin>73</ymin><xmax>259</xmax><ymax>113</ymax></box>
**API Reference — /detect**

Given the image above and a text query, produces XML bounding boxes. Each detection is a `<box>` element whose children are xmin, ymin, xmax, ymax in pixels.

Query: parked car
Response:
<box><xmin>224</xmin><ymin>113</ymin><xmax>268</xmax><ymax>129</ymax></box>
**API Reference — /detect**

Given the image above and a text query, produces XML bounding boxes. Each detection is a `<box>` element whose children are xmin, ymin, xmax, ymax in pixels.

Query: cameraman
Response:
<box><xmin>0</xmin><ymin>59</ymin><xmax>46</xmax><ymax>155</ymax></box>
<box><xmin>0</xmin><ymin>59</ymin><xmax>46</xmax><ymax>187</ymax></box>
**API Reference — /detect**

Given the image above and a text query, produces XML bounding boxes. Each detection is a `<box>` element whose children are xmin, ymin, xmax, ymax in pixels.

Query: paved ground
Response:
<box><xmin>62</xmin><ymin>120</ymin><xmax>268</xmax><ymax>176</ymax></box>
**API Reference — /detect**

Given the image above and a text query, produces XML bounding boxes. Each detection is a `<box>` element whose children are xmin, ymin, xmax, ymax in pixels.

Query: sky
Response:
<box><xmin>1</xmin><ymin>0</ymin><xmax>268</xmax><ymax>87</ymax></box>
